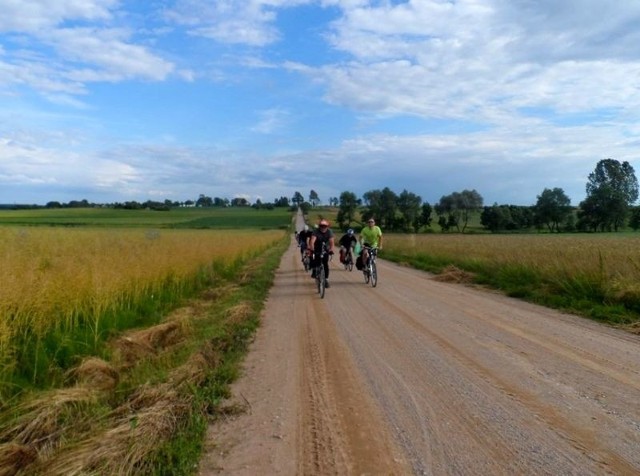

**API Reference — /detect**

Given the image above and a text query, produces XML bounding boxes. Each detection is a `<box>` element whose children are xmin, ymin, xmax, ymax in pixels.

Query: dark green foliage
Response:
<box><xmin>481</xmin><ymin>204</ymin><xmax>511</xmax><ymax>232</ymax></box>
<box><xmin>362</xmin><ymin>187</ymin><xmax>398</xmax><ymax>229</ymax></box>
<box><xmin>578</xmin><ymin>158</ymin><xmax>639</xmax><ymax>232</ymax></box>
<box><xmin>435</xmin><ymin>189</ymin><xmax>483</xmax><ymax>232</ymax></box>
<box><xmin>309</xmin><ymin>190</ymin><xmax>320</xmax><ymax>207</ymax></box>
<box><xmin>628</xmin><ymin>206</ymin><xmax>640</xmax><ymax>231</ymax></box>
<box><xmin>418</xmin><ymin>202</ymin><xmax>433</xmax><ymax>230</ymax></box>
<box><xmin>481</xmin><ymin>204</ymin><xmax>536</xmax><ymax>232</ymax></box>
<box><xmin>534</xmin><ymin>188</ymin><xmax>572</xmax><ymax>232</ymax></box>
<box><xmin>0</xmin><ymin>207</ymin><xmax>293</xmax><ymax>229</ymax></box>
<box><xmin>397</xmin><ymin>189</ymin><xmax>422</xmax><ymax>232</ymax></box>
<box><xmin>336</xmin><ymin>191</ymin><xmax>358</xmax><ymax>230</ymax></box>
<box><xmin>291</xmin><ymin>191</ymin><xmax>304</xmax><ymax>206</ymax></box>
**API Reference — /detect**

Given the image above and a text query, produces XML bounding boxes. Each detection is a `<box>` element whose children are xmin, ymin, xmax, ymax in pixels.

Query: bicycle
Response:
<box><xmin>362</xmin><ymin>245</ymin><xmax>378</xmax><ymax>287</ymax></box>
<box><xmin>312</xmin><ymin>243</ymin><xmax>331</xmax><ymax>298</ymax></box>
<box><xmin>302</xmin><ymin>249</ymin><xmax>311</xmax><ymax>272</ymax></box>
<box><xmin>343</xmin><ymin>247</ymin><xmax>354</xmax><ymax>272</ymax></box>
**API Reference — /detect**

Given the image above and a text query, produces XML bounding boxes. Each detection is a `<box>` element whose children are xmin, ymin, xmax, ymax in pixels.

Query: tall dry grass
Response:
<box><xmin>0</xmin><ymin>227</ymin><xmax>283</xmax><ymax>395</ymax></box>
<box><xmin>385</xmin><ymin>233</ymin><xmax>640</xmax><ymax>321</ymax></box>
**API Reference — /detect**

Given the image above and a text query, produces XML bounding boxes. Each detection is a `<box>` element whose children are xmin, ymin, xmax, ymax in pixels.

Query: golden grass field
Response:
<box><xmin>386</xmin><ymin>233</ymin><xmax>640</xmax><ymax>307</ymax></box>
<box><xmin>0</xmin><ymin>227</ymin><xmax>283</xmax><ymax>372</ymax></box>
<box><xmin>0</xmin><ymin>219</ymin><xmax>290</xmax><ymax>475</ymax></box>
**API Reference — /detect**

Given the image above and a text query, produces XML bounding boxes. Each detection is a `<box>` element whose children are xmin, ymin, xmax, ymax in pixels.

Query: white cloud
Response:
<box><xmin>166</xmin><ymin>0</ymin><xmax>279</xmax><ymax>46</ymax></box>
<box><xmin>311</xmin><ymin>0</ymin><xmax>640</xmax><ymax>126</ymax></box>
<box><xmin>0</xmin><ymin>0</ymin><xmax>117</xmax><ymax>32</ymax></box>
<box><xmin>49</xmin><ymin>28</ymin><xmax>174</xmax><ymax>80</ymax></box>
<box><xmin>0</xmin><ymin>0</ymin><xmax>175</xmax><ymax>97</ymax></box>
<box><xmin>251</xmin><ymin>108</ymin><xmax>290</xmax><ymax>134</ymax></box>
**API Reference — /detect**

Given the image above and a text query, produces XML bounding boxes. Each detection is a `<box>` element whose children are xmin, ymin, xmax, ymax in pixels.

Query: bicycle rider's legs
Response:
<box><xmin>362</xmin><ymin>242</ymin><xmax>371</xmax><ymax>266</ymax></box>
<box><xmin>307</xmin><ymin>250</ymin><xmax>317</xmax><ymax>275</ymax></box>
<box><xmin>322</xmin><ymin>254</ymin><xmax>330</xmax><ymax>279</ymax></box>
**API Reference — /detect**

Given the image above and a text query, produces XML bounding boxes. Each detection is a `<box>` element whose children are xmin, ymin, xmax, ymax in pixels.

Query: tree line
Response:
<box><xmin>334</xmin><ymin>158</ymin><xmax>640</xmax><ymax>233</ymax></box>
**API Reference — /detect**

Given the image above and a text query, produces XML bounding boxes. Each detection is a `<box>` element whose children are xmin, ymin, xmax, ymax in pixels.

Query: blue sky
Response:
<box><xmin>2</xmin><ymin>0</ymin><xmax>640</xmax><ymax>206</ymax></box>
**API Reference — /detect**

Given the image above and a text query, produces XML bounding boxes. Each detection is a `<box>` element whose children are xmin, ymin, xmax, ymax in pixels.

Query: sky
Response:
<box><xmin>2</xmin><ymin>0</ymin><xmax>640</xmax><ymax>207</ymax></box>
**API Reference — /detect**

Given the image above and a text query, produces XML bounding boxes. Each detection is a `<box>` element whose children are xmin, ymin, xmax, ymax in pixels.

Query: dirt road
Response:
<box><xmin>198</xmin><ymin>228</ymin><xmax>640</xmax><ymax>475</ymax></box>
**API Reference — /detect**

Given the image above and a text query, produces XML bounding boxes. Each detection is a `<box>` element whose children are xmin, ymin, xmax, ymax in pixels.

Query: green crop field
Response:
<box><xmin>0</xmin><ymin>206</ymin><xmax>294</xmax><ymax>229</ymax></box>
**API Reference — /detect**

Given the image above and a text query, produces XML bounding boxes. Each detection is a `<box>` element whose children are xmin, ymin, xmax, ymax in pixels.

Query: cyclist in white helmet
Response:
<box><xmin>297</xmin><ymin>224</ymin><xmax>313</xmax><ymax>259</ymax></box>
<box><xmin>338</xmin><ymin>228</ymin><xmax>357</xmax><ymax>265</ymax></box>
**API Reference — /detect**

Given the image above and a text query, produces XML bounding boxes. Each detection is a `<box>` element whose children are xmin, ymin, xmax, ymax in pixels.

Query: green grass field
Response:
<box><xmin>0</xmin><ymin>206</ymin><xmax>294</xmax><ymax>229</ymax></box>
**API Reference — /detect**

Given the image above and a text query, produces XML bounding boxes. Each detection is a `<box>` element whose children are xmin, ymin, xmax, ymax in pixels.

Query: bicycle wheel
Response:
<box><xmin>370</xmin><ymin>260</ymin><xmax>377</xmax><ymax>287</ymax></box>
<box><xmin>363</xmin><ymin>262</ymin><xmax>370</xmax><ymax>284</ymax></box>
<box><xmin>303</xmin><ymin>256</ymin><xmax>309</xmax><ymax>272</ymax></box>
<box><xmin>347</xmin><ymin>258</ymin><xmax>353</xmax><ymax>272</ymax></box>
<box><xmin>318</xmin><ymin>266</ymin><xmax>326</xmax><ymax>298</ymax></box>
<box><xmin>315</xmin><ymin>267</ymin><xmax>321</xmax><ymax>293</ymax></box>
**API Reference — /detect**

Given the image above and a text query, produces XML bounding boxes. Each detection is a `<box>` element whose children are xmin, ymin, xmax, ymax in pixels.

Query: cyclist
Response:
<box><xmin>359</xmin><ymin>217</ymin><xmax>382</xmax><ymax>268</ymax></box>
<box><xmin>297</xmin><ymin>224</ymin><xmax>313</xmax><ymax>259</ymax></box>
<box><xmin>308</xmin><ymin>219</ymin><xmax>335</xmax><ymax>287</ymax></box>
<box><xmin>338</xmin><ymin>228</ymin><xmax>357</xmax><ymax>265</ymax></box>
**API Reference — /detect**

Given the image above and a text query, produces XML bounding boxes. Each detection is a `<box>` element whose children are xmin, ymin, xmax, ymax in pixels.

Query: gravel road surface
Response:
<box><xmin>199</xmin><ymin>224</ymin><xmax>640</xmax><ymax>475</ymax></box>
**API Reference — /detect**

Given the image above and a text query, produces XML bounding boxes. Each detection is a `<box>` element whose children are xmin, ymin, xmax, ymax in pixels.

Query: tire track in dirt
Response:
<box><xmin>300</xmin><ymin>274</ymin><xmax>412</xmax><ymax>475</ymax></box>
<box><xmin>300</xmin><ymin>298</ymin><xmax>349</xmax><ymax>474</ymax></box>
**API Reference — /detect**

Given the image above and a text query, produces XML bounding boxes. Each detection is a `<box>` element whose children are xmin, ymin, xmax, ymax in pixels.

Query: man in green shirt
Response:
<box><xmin>359</xmin><ymin>218</ymin><xmax>382</xmax><ymax>267</ymax></box>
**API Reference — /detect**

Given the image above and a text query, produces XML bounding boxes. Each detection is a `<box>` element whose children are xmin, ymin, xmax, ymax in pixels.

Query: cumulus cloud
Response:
<box><xmin>0</xmin><ymin>0</ymin><xmax>117</xmax><ymax>33</ymax></box>
<box><xmin>49</xmin><ymin>28</ymin><xmax>174</xmax><ymax>80</ymax></box>
<box><xmin>164</xmin><ymin>0</ymin><xmax>302</xmax><ymax>46</ymax></box>
<box><xmin>317</xmin><ymin>0</ymin><xmax>640</xmax><ymax>123</ymax></box>
<box><xmin>0</xmin><ymin>0</ymin><xmax>174</xmax><ymax>97</ymax></box>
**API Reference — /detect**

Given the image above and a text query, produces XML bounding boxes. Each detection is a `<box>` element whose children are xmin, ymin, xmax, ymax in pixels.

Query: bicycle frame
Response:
<box><xmin>313</xmin><ymin>243</ymin><xmax>330</xmax><ymax>298</ymax></box>
<box><xmin>362</xmin><ymin>245</ymin><xmax>378</xmax><ymax>287</ymax></box>
<box><xmin>343</xmin><ymin>247</ymin><xmax>354</xmax><ymax>271</ymax></box>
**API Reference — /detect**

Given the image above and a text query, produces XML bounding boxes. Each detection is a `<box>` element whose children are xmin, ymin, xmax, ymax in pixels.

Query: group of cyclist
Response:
<box><xmin>296</xmin><ymin>217</ymin><xmax>383</xmax><ymax>289</ymax></box>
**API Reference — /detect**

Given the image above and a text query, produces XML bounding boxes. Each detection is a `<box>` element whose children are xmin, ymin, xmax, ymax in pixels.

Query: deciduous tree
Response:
<box><xmin>435</xmin><ymin>189</ymin><xmax>483</xmax><ymax>232</ymax></box>
<box><xmin>336</xmin><ymin>191</ymin><xmax>358</xmax><ymax>230</ymax></box>
<box><xmin>309</xmin><ymin>190</ymin><xmax>320</xmax><ymax>207</ymax></box>
<box><xmin>397</xmin><ymin>189</ymin><xmax>422</xmax><ymax>232</ymax></box>
<box><xmin>534</xmin><ymin>188</ymin><xmax>571</xmax><ymax>232</ymax></box>
<box><xmin>578</xmin><ymin>159</ymin><xmax>638</xmax><ymax>231</ymax></box>
<box><xmin>291</xmin><ymin>191</ymin><xmax>304</xmax><ymax>207</ymax></box>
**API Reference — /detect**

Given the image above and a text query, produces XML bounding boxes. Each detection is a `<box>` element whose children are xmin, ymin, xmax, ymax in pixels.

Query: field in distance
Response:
<box><xmin>0</xmin><ymin>206</ymin><xmax>294</xmax><ymax>229</ymax></box>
